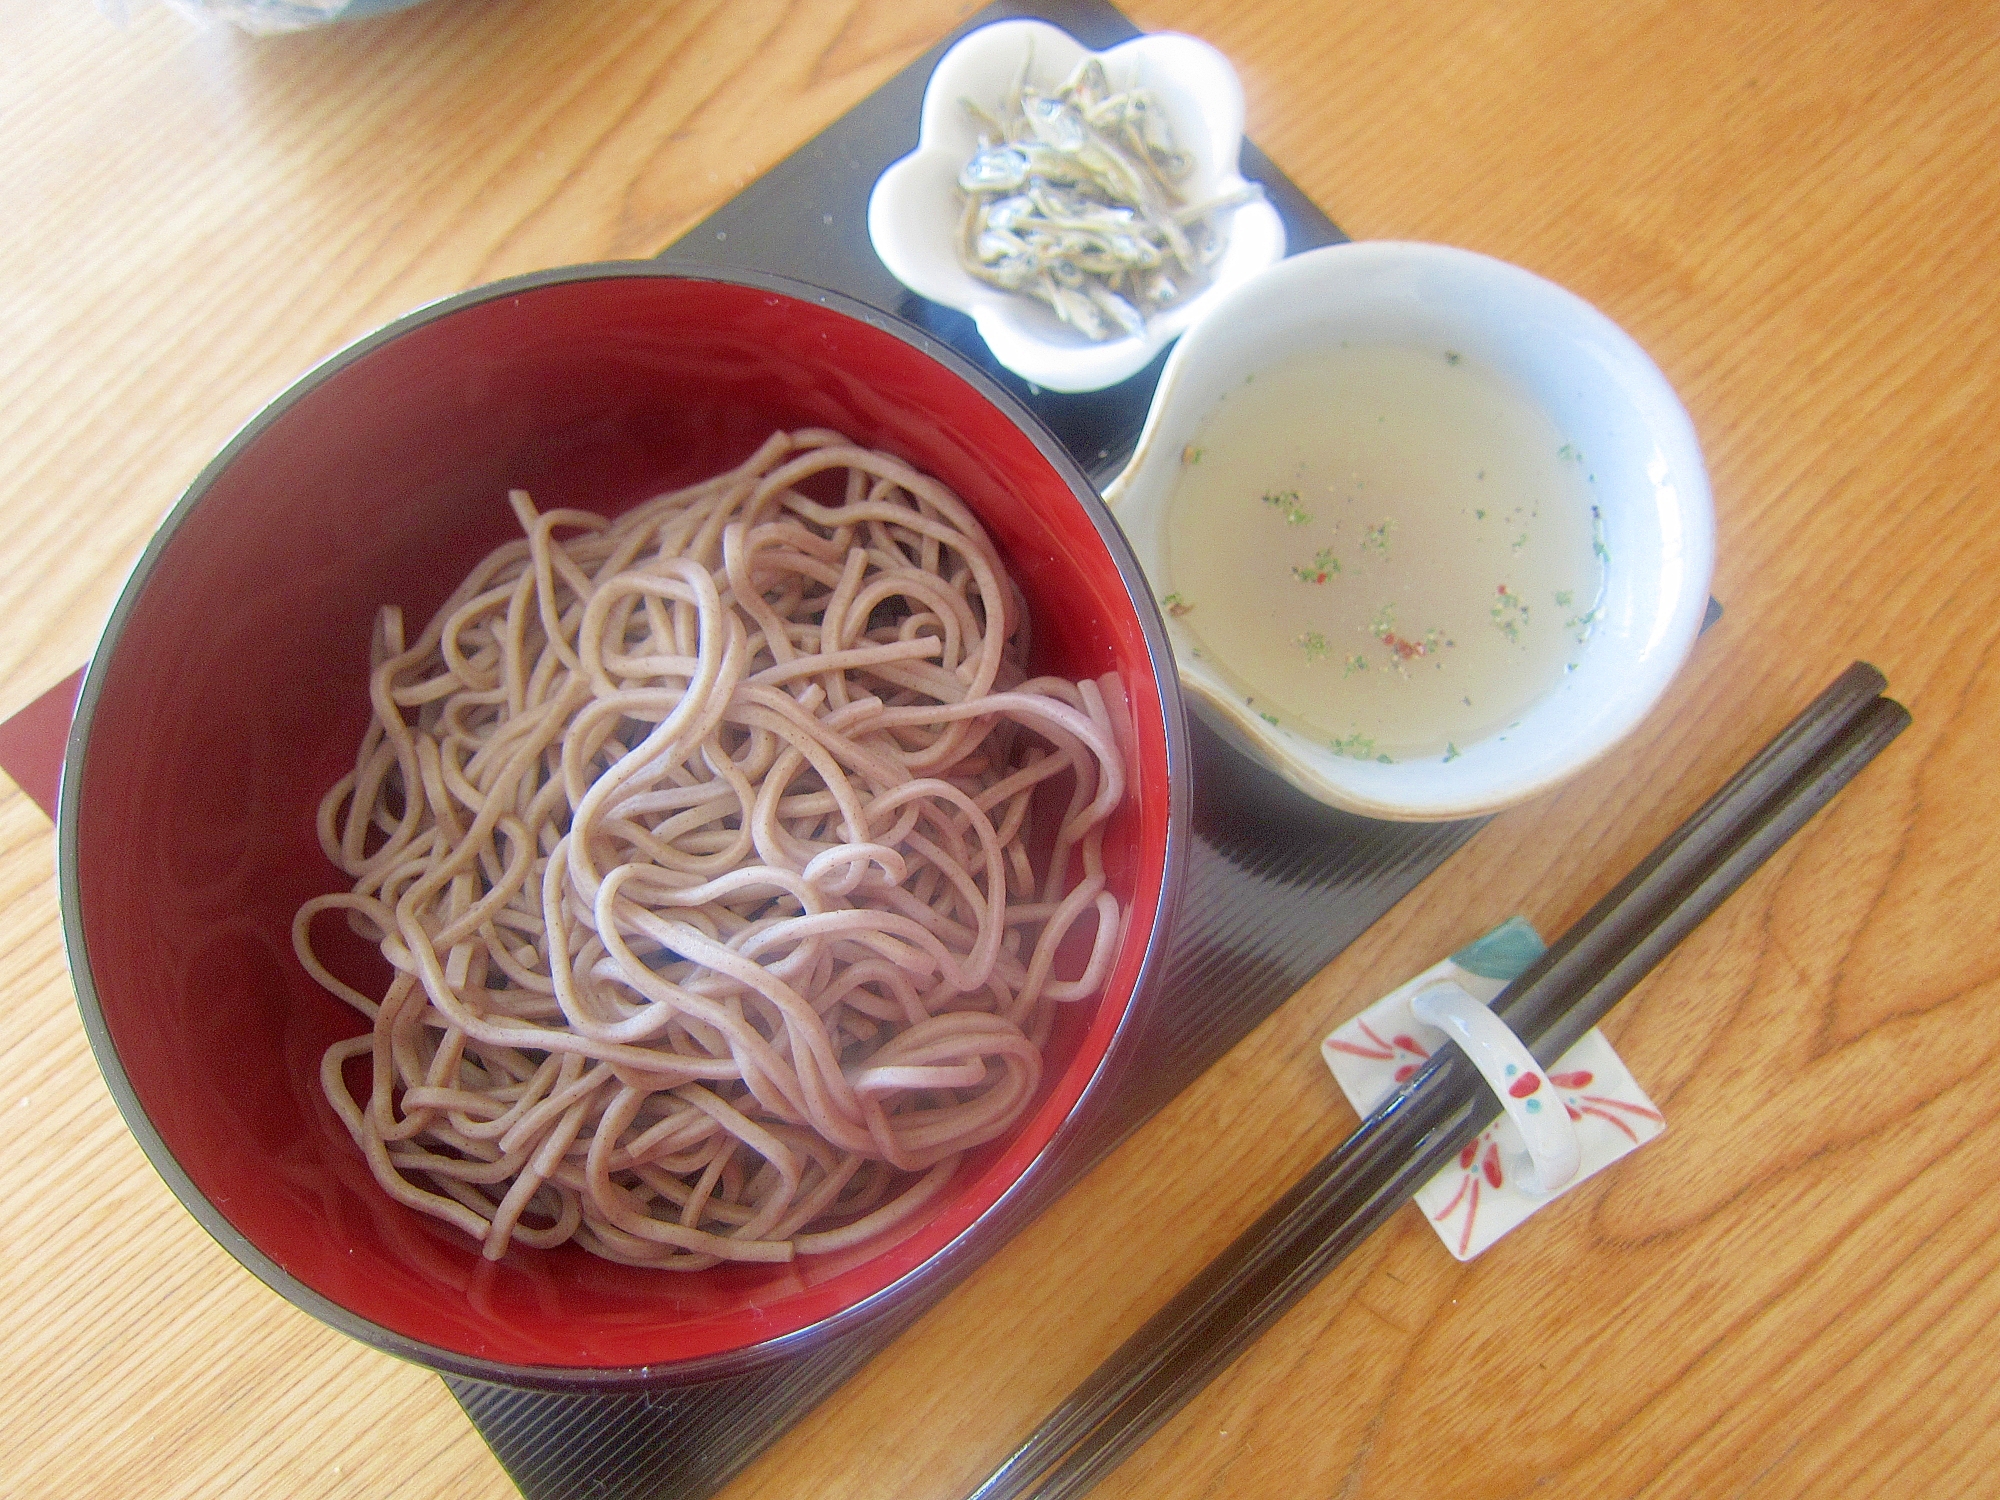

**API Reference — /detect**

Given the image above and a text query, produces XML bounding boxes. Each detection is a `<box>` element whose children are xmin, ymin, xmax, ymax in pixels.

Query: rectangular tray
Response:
<box><xmin>442</xmin><ymin>1</ymin><xmax>1485</xmax><ymax>1496</ymax></box>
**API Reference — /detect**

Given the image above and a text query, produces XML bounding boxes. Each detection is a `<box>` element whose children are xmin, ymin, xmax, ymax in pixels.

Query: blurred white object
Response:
<box><xmin>101</xmin><ymin>0</ymin><xmax>430</xmax><ymax>33</ymax></box>
<box><xmin>869</xmin><ymin>19</ymin><xmax>1286</xmax><ymax>394</ymax></box>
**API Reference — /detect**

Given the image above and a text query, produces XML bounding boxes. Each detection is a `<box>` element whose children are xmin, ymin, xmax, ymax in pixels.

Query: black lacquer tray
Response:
<box><xmin>444</xmin><ymin>2</ymin><xmax>1487</xmax><ymax>1495</ymax></box>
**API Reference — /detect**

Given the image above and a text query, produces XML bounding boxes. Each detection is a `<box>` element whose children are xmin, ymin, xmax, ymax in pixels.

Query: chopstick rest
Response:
<box><xmin>1322</xmin><ymin>919</ymin><xmax>1664</xmax><ymax>1259</ymax></box>
<box><xmin>1407</xmin><ymin>980</ymin><xmax>1581</xmax><ymax>1194</ymax></box>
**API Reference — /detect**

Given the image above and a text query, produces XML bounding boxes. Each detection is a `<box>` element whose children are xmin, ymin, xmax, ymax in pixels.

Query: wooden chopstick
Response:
<box><xmin>966</xmin><ymin>663</ymin><xmax>1909</xmax><ymax>1500</ymax></box>
<box><xmin>1497</xmin><ymin>660</ymin><xmax>1897</xmax><ymax>1059</ymax></box>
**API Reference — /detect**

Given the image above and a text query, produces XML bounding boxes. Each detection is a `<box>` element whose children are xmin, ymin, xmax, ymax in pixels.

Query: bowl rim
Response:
<box><xmin>56</xmin><ymin>258</ymin><xmax>1191</xmax><ymax>1391</ymax></box>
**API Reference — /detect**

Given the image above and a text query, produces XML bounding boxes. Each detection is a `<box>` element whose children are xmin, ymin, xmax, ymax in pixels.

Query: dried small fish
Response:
<box><xmin>961</xmin><ymin>145</ymin><xmax>1031</xmax><ymax>193</ymax></box>
<box><xmin>956</xmin><ymin>53</ymin><xmax>1263</xmax><ymax>343</ymax></box>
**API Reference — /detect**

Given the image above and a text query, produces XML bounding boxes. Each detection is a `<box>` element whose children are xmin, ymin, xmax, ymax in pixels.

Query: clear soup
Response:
<box><xmin>1164</xmin><ymin>343</ymin><xmax>1605</xmax><ymax>762</ymax></box>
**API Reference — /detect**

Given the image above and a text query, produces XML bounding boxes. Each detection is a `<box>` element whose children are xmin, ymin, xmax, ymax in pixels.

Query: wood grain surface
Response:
<box><xmin>3</xmin><ymin>0</ymin><xmax>1997</xmax><ymax>1496</ymax></box>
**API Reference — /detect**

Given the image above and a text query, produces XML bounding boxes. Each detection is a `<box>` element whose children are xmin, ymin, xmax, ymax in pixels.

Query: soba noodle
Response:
<box><xmin>294</xmin><ymin>430</ymin><xmax>1127</xmax><ymax>1269</ymax></box>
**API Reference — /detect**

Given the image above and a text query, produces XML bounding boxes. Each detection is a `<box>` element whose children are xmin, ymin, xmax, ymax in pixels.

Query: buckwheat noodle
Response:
<box><xmin>294</xmin><ymin>430</ymin><xmax>1128</xmax><ymax>1270</ymax></box>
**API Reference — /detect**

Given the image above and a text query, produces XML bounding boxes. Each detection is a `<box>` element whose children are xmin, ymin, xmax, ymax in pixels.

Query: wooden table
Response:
<box><xmin>5</xmin><ymin>0</ymin><xmax>1997</xmax><ymax>1495</ymax></box>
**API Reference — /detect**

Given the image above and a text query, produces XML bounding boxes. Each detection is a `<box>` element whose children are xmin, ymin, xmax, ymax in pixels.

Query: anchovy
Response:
<box><xmin>954</xmin><ymin>54</ymin><xmax>1264</xmax><ymax>342</ymax></box>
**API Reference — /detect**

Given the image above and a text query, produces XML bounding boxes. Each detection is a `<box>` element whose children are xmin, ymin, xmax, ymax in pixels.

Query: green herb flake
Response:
<box><xmin>1445</xmin><ymin>350</ymin><xmax>1463</xmax><ymax>365</ymax></box>
<box><xmin>1263</xmin><ymin>489</ymin><xmax>1312</xmax><ymax>525</ymax></box>
<box><xmin>1161</xmin><ymin>591</ymin><xmax>1193</xmax><ymax>617</ymax></box>
<box><xmin>1291</xmin><ymin>546</ymin><xmax>1340</xmax><ymax>583</ymax></box>
<box><xmin>1564</xmin><ymin>604</ymin><xmax>1604</xmax><ymax>644</ymax></box>
<box><xmin>1293</xmin><ymin>630</ymin><xmax>1330</xmax><ymax>662</ymax></box>
<box><xmin>1343</xmin><ymin>652</ymin><xmax>1368</xmax><ymax>677</ymax></box>
<box><xmin>1443</xmin><ymin>741</ymin><xmax>1461</xmax><ymax>763</ymax></box>
<box><xmin>1329</xmin><ymin>731</ymin><xmax>1378</xmax><ymax>760</ymax></box>
<box><xmin>1363</xmin><ymin>520</ymin><xmax>1394</xmax><ymax>557</ymax></box>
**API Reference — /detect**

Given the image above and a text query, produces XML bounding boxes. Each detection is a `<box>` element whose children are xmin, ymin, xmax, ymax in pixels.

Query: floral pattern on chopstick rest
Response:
<box><xmin>1320</xmin><ymin>917</ymin><xmax>1665</xmax><ymax>1261</ymax></box>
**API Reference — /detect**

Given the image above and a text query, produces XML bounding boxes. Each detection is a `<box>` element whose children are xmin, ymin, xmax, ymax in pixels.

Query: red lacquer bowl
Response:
<box><xmin>57</xmin><ymin>266</ymin><xmax>1187</xmax><ymax>1389</ymax></box>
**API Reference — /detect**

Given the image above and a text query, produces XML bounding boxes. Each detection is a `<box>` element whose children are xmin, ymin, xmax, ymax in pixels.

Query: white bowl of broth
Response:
<box><xmin>1106</xmin><ymin>241</ymin><xmax>1714</xmax><ymax>820</ymax></box>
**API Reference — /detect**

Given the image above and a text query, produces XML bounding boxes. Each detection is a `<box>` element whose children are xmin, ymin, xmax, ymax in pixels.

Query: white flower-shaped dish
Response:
<box><xmin>868</xmin><ymin>19</ymin><xmax>1287</xmax><ymax>394</ymax></box>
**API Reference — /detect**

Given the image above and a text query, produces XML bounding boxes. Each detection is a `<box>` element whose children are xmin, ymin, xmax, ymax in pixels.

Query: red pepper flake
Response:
<box><xmin>1375</xmin><ymin>626</ymin><xmax>1447</xmax><ymax>662</ymax></box>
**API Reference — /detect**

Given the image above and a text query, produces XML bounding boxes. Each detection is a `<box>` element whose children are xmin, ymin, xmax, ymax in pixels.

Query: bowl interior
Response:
<box><xmin>64</xmin><ymin>270</ymin><xmax>1178</xmax><ymax>1376</ymax></box>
